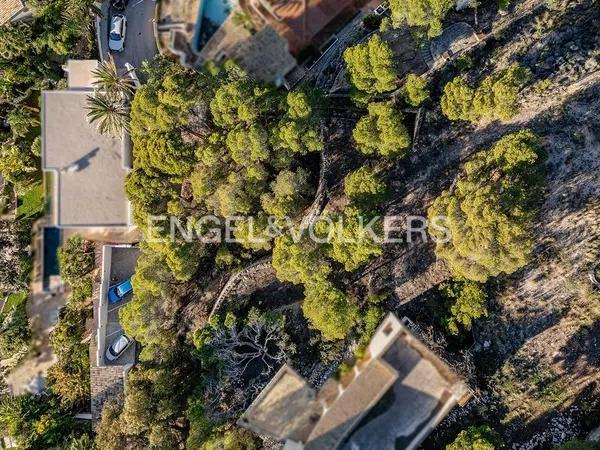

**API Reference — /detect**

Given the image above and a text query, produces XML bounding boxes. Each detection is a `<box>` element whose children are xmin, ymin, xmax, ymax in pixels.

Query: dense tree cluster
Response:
<box><xmin>125</xmin><ymin>59</ymin><xmax>323</xmax><ymax>279</ymax></box>
<box><xmin>389</xmin><ymin>0</ymin><xmax>454</xmax><ymax>37</ymax></box>
<box><xmin>428</xmin><ymin>130</ymin><xmax>545</xmax><ymax>282</ymax></box>
<box><xmin>0</xmin><ymin>393</ymin><xmax>87</xmax><ymax>449</ymax></box>
<box><xmin>0</xmin><ymin>0</ymin><xmax>97</xmax><ymax>185</ymax></box>
<box><xmin>47</xmin><ymin>236</ymin><xmax>96</xmax><ymax>409</ymax></box>
<box><xmin>97</xmin><ymin>243</ymin><xmax>199</xmax><ymax>449</ymax></box>
<box><xmin>441</xmin><ymin>64</ymin><xmax>529</xmax><ymax>122</ymax></box>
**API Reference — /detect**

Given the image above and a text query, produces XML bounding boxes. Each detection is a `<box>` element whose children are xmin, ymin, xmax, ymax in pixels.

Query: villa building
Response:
<box><xmin>239</xmin><ymin>313</ymin><xmax>471</xmax><ymax>450</ymax></box>
<box><xmin>157</xmin><ymin>0</ymin><xmax>361</xmax><ymax>86</ymax></box>
<box><xmin>41</xmin><ymin>60</ymin><xmax>133</xmax><ymax>229</ymax></box>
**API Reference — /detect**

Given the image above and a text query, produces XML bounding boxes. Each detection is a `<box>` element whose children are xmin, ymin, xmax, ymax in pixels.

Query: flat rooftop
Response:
<box><xmin>340</xmin><ymin>334</ymin><xmax>457</xmax><ymax>449</ymax></box>
<box><xmin>41</xmin><ymin>90</ymin><xmax>131</xmax><ymax>227</ymax></box>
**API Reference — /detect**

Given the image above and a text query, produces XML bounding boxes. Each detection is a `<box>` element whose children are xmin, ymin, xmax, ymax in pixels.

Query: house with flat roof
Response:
<box><xmin>239</xmin><ymin>313</ymin><xmax>471</xmax><ymax>450</ymax></box>
<box><xmin>90</xmin><ymin>245</ymin><xmax>139</xmax><ymax>425</ymax></box>
<box><xmin>41</xmin><ymin>60</ymin><xmax>133</xmax><ymax>229</ymax></box>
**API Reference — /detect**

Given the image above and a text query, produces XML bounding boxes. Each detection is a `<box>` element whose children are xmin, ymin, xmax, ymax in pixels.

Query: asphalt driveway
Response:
<box><xmin>99</xmin><ymin>0</ymin><xmax>158</xmax><ymax>75</ymax></box>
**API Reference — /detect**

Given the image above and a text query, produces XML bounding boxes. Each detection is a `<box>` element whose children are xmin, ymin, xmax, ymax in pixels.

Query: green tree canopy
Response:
<box><xmin>439</xmin><ymin>279</ymin><xmax>488</xmax><ymax>334</ymax></box>
<box><xmin>441</xmin><ymin>65</ymin><xmax>529</xmax><ymax>122</ymax></box>
<box><xmin>403</xmin><ymin>73</ymin><xmax>430</xmax><ymax>107</ymax></box>
<box><xmin>446</xmin><ymin>425</ymin><xmax>501</xmax><ymax>450</ymax></box>
<box><xmin>428</xmin><ymin>130</ymin><xmax>545</xmax><ymax>282</ymax></box>
<box><xmin>130</xmin><ymin>58</ymin><xmax>207</xmax><ymax>136</ymax></box>
<box><xmin>261</xmin><ymin>167</ymin><xmax>314</xmax><ymax>221</ymax></box>
<box><xmin>343</xmin><ymin>34</ymin><xmax>397</xmax><ymax>95</ymax></box>
<box><xmin>302</xmin><ymin>279</ymin><xmax>359</xmax><ymax>341</ymax></box>
<box><xmin>134</xmin><ymin>132</ymin><xmax>195</xmax><ymax>178</ymax></box>
<box><xmin>344</xmin><ymin>166</ymin><xmax>387</xmax><ymax>206</ymax></box>
<box><xmin>389</xmin><ymin>0</ymin><xmax>454</xmax><ymax>37</ymax></box>
<box><xmin>326</xmin><ymin>207</ymin><xmax>383</xmax><ymax>272</ymax></box>
<box><xmin>272</xmin><ymin>233</ymin><xmax>331</xmax><ymax>286</ymax></box>
<box><xmin>440</xmin><ymin>75</ymin><xmax>476</xmax><ymax>121</ymax></box>
<box><xmin>271</xmin><ymin>91</ymin><xmax>323</xmax><ymax>155</ymax></box>
<box><xmin>353</xmin><ymin>102</ymin><xmax>411</xmax><ymax>158</ymax></box>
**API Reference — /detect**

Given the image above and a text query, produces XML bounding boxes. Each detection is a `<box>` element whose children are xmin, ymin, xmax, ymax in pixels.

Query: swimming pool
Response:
<box><xmin>42</xmin><ymin>227</ymin><xmax>61</xmax><ymax>291</ymax></box>
<box><xmin>193</xmin><ymin>0</ymin><xmax>234</xmax><ymax>51</ymax></box>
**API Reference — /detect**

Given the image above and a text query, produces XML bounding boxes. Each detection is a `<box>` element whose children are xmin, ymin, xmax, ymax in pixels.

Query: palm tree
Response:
<box><xmin>92</xmin><ymin>57</ymin><xmax>136</xmax><ymax>98</ymax></box>
<box><xmin>85</xmin><ymin>92</ymin><xmax>130</xmax><ymax>136</ymax></box>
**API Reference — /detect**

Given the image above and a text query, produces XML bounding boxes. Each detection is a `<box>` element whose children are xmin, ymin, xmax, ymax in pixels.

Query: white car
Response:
<box><xmin>109</xmin><ymin>14</ymin><xmax>127</xmax><ymax>52</ymax></box>
<box><xmin>105</xmin><ymin>334</ymin><xmax>133</xmax><ymax>361</ymax></box>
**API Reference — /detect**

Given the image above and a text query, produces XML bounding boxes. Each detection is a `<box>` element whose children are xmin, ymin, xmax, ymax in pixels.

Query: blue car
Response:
<box><xmin>107</xmin><ymin>279</ymin><xmax>133</xmax><ymax>304</ymax></box>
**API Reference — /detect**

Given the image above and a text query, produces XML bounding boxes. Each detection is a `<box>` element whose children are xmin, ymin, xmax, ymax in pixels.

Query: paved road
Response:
<box><xmin>99</xmin><ymin>0</ymin><xmax>158</xmax><ymax>74</ymax></box>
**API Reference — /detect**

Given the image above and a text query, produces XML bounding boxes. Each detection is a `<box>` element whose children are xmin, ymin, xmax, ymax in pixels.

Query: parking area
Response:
<box><xmin>99</xmin><ymin>0</ymin><xmax>158</xmax><ymax>74</ymax></box>
<box><xmin>98</xmin><ymin>246</ymin><xmax>140</xmax><ymax>367</ymax></box>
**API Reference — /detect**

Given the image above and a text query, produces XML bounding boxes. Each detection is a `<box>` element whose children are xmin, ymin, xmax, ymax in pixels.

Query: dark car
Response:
<box><xmin>112</xmin><ymin>0</ymin><xmax>128</xmax><ymax>11</ymax></box>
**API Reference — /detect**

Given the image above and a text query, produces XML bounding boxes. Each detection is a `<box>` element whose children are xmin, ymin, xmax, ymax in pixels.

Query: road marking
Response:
<box><xmin>132</xmin><ymin>0</ymin><xmax>145</xmax><ymax>7</ymax></box>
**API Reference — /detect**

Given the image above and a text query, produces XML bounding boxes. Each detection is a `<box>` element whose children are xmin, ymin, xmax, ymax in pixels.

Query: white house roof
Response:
<box><xmin>41</xmin><ymin>89</ymin><xmax>131</xmax><ymax>228</ymax></box>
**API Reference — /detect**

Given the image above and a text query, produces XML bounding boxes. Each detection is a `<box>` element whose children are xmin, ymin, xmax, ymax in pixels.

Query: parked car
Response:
<box><xmin>105</xmin><ymin>334</ymin><xmax>133</xmax><ymax>361</ymax></box>
<box><xmin>112</xmin><ymin>0</ymin><xmax>128</xmax><ymax>11</ymax></box>
<box><xmin>108</xmin><ymin>278</ymin><xmax>133</xmax><ymax>303</ymax></box>
<box><xmin>109</xmin><ymin>14</ymin><xmax>127</xmax><ymax>52</ymax></box>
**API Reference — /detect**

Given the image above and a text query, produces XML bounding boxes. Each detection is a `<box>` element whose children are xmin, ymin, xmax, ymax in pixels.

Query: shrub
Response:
<box><xmin>0</xmin><ymin>301</ymin><xmax>30</xmax><ymax>358</ymax></box>
<box><xmin>58</xmin><ymin>236</ymin><xmax>95</xmax><ymax>286</ymax></box>
<box><xmin>363</xmin><ymin>14</ymin><xmax>383</xmax><ymax>30</ymax></box>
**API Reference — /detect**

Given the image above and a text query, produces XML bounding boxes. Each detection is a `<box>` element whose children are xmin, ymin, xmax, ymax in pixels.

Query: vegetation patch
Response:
<box><xmin>16</xmin><ymin>181</ymin><xmax>44</xmax><ymax>219</ymax></box>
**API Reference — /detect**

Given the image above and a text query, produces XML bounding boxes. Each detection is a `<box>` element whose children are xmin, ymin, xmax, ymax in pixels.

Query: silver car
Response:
<box><xmin>109</xmin><ymin>14</ymin><xmax>127</xmax><ymax>52</ymax></box>
<box><xmin>105</xmin><ymin>334</ymin><xmax>133</xmax><ymax>361</ymax></box>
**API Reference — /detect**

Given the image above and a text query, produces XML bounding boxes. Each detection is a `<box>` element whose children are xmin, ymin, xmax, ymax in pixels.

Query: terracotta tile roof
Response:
<box><xmin>270</xmin><ymin>0</ymin><xmax>354</xmax><ymax>53</ymax></box>
<box><xmin>0</xmin><ymin>0</ymin><xmax>24</xmax><ymax>24</ymax></box>
<box><xmin>90</xmin><ymin>366</ymin><xmax>125</xmax><ymax>424</ymax></box>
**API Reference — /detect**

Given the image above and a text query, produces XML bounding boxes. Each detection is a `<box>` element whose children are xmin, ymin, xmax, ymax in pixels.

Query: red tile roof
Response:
<box><xmin>270</xmin><ymin>0</ymin><xmax>354</xmax><ymax>53</ymax></box>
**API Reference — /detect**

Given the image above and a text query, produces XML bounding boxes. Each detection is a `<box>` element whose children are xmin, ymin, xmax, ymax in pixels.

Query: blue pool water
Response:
<box><xmin>193</xmin><ymin>0</ymin><xmax>233</xmax><ymax>51</ymax></box>
<box><xmin>42</xmin><ymin>227</ymin><xmax>61</xmax><ymax>291</ymax></box>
